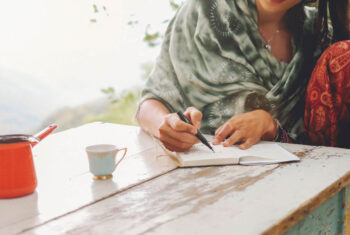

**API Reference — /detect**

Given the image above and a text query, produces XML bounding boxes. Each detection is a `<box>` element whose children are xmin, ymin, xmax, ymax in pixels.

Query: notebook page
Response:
<box><xmin>176</xmin><ymin>140</ymin><xmax>299</xmax><ymax>166</ymax></box>
<box><xmin>231</xmin><ymin>141</ymin><xmax>299</xmax><ymax>165</ymax></box>
<box><xmin>177</xmin><ymin>143</ymin><xmax>240</xmax><ymax>166</ymax></box>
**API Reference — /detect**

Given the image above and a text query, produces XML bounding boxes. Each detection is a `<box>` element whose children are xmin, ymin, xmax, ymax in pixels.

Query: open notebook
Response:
<box><xmin>160</xmin><ymin>136</ymin><xmax>299</xmax><ymax>167</ymax></box>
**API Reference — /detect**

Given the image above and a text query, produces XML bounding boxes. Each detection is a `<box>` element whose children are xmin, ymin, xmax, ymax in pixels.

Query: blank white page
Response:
<box><xmin>175</xmin><ymin>140</ymin><xmax>299</xmax><ymax>167</ymax></box>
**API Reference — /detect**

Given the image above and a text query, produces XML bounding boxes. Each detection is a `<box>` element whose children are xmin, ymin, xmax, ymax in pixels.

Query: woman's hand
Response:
<box><xmin>158</xmin><ymin>107</ymin><xmax>203</xmax><ymax>152</ymax></box>
<box><xmin>212</xmin><ymin>110</ymin><xmax>277</xmax><ymax>149</ymax></box>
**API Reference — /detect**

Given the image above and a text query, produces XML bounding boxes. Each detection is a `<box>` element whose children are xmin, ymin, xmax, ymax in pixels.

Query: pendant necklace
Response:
<box><xmin>258</xmin><ymin>27</ymin><xmax>280</xmax><ymax>52</ymax></box>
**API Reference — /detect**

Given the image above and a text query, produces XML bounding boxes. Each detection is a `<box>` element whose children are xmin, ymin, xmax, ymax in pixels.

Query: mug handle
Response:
<box><xmin>114</xmin><ymin>147</ymin><xmax>127</xmax><ymax>169</ymax></box>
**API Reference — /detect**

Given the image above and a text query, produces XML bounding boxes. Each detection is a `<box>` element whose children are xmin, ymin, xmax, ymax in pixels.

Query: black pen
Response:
<box><xmin>176</xmin><ymin>111</ymin><xmax>215</xmax><ymax>152</ymax></box>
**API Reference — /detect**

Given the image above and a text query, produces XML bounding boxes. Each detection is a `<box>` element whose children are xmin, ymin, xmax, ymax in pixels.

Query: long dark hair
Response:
<box><xmin>285</xmin><ymin>2</ymin><xmax>306</xmax><ymax>44</ymax></box>
<box><xmin>317</xmin><ymin>0</ymin><xmax>349</xmax><ymax>48</ymax></box>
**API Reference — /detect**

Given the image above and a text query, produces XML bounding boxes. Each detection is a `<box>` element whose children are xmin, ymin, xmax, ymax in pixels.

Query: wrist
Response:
<box><xmin>262</xmin><ymin>114</ymin><xmax>277</xmax><ymax>141</ymax></box>
<box><xmin>155</xmin><ymin>113</ymin><xmax>170</xmax><ymax>138</ymax></box>
<box><xmin>137</xmin><ymin>99</ymin><xmax>170</xmax><ymax>139</ymax></box>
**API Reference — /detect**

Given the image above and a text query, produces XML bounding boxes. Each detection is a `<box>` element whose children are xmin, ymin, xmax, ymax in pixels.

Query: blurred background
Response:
<box><xmin>0</xmin><ymin>0</ymin><xmax>184</xmax><ymax>134</ymax></box>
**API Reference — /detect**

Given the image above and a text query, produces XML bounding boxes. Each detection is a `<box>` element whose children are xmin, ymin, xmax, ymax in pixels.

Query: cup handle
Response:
<box><xmin>114</xmin><ymin>147</ymin><xmax>127</xmax><ymax>169</ymax></box>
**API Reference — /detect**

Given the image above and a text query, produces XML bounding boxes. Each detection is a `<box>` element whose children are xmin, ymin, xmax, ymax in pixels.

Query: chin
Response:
<box><xmin>260</xmin><ymin>0</ymin><xmax>301</xmax><ymax>13</ymax></box>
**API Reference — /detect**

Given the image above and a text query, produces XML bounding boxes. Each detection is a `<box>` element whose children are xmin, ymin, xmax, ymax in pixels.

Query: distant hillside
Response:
<box><xmin>0</xmin><ymin>67</ymin><xmax>56</xmax><ymax>134</ymax></box>
<box><xmin>1</xmin><ymin>65</ymin><xmax>143</xmax><ymax>135</ymax></box>
<box><xmin>35</xmin><ymin>98</ymin><xmax>110</xmax><ymax>133</ymax></box>
<box><xmin>34</xmin><ymin>89</ymin><xmax>141</xmax><ymax>134</ymax></box>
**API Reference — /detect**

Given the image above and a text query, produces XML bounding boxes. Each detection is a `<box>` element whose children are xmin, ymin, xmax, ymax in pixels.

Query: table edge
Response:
<box><xmin>262</xmin><ymin>169</ymin><xmax>350</xmax><ymax>234</ymax></box>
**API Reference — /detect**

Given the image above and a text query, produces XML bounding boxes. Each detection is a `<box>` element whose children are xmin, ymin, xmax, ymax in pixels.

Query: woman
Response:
<box><xmin>137</xmin><ymin>0</ymin><xmax>318</xmax><ymax>152</ymax></box>
<box><xmin>304</xmin><ymin>0</ymin><xmax>350</xmax><ymax>148</ymax></box>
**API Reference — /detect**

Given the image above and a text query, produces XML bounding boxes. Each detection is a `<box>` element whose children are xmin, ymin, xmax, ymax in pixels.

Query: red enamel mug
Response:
<box><xmin>0</xmin><ymin>124</ymin><xmax>57</xmax><ymax>198</ymax></box>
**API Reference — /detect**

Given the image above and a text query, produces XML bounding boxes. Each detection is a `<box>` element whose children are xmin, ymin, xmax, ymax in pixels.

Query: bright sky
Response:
<box><xmin>0</xmin><ymin>0</ymin><xmax>174</xmax><ymax>111</ymax></box>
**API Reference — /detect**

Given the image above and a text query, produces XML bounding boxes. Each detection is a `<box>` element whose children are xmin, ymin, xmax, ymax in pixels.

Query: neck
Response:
<box><xmin>256</xmin><ymin>0</ymin><xmax>287</xmax><ymax>29</ymax></box>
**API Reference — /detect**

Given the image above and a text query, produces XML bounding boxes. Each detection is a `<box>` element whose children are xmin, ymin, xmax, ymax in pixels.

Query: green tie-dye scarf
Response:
<box><xmin>141</xmin><ymin>0</ymin><xmax>316</xmax><ymax>141</ymax></box>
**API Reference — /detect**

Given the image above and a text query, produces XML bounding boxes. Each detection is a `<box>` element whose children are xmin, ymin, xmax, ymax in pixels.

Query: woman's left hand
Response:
<box><xmin>212</xmin><ymin>110</ymin><xmax>277</xmax><ymax>149</ymax></box>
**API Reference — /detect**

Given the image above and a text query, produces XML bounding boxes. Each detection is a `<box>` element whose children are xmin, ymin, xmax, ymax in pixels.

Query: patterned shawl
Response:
<box><xmin>141</xmin><ymin>0</ymin><xmax>316</xmax><ymax>141</ymax></box>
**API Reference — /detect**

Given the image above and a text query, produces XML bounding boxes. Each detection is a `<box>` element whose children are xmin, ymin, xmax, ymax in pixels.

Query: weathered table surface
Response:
<box><xmin>1</xmin><ymin>123</ymin><xmax>350</xmax><ymax>235</ymax></box>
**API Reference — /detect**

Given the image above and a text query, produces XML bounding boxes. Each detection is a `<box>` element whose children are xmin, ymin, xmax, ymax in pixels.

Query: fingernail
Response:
<box><xmin>192</xmin><ymin>129</ymin><xmax>197</xmax><ymax>135</ymax></box>
<box><xmin>239</xmin><ymin>145</ymin><xmax>246</xmax><ymax>150</ymax></box>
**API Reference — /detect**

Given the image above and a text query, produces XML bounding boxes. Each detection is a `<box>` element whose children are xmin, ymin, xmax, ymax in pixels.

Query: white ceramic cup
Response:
<box><xmin>85</xmin><ymin>144</ymin><xmax>127</xmax><ymax>180</ymax></box>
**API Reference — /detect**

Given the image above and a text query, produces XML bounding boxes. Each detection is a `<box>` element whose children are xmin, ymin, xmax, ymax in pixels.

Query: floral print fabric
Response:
<box><xmin>305</xmin><ymin>41</ymin><xmax>350</xmax><ymax>148</ymax></box>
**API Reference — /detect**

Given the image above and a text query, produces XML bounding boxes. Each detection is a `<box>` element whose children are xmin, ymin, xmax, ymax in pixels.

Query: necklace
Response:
<box><xmin>258</xmin><ymin>27</ymin><xmax>280</xmax><ymax>52</ymax></box>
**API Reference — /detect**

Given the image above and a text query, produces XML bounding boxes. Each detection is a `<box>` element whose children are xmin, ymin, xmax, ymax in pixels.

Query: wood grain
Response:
<box><xmin>2</xmin><ymin>124</ymin><xmax>350</xmax><ymax>235</ymax></box>
<box><xmin>22</xmin><ymin>143</ymin><xmax>350</xmax><ymax>235</ymax></box>
<box><xmin>0</xmin><ymin>123</ymin><xmax>177</xmax><ymax>234</ymax></box>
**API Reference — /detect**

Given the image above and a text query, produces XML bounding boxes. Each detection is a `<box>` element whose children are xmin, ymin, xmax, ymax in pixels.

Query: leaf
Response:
<box><xmin>127</xmin><ymin>20</ymin><xmax>139</xmax><ymax>26</ymax></box>
<box><xmin>169</xmin><ymin>1</ymin><xmax>180</xmax><ymax>10</ymax></box>
<box><xmin>101</xmin><ymin>87</ymin><xmax>115</xmax><ymax>95</ymax></box>
<box><xmin>144</xmin><ymin>32</ymin><xmax>160</xmax><ymax>42</ymax></box>
<box><xmin>143</xmin><ymin>25</ymin><xmax>160</xmax><ymax>47</ymax></box>
<box><xmin>90</xmin><ymin>19</ymin><xmax>97</xmax><ymax>23</ymax></box>
<box><xmin>93</xmin><ymin>4</ymin><xmax>98</xmax><ymax>13</ymax></box>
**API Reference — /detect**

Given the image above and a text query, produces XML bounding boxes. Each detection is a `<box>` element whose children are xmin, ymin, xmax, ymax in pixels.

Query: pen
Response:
<box><xmin>176</xmin><ymin>111</ymin><xmax>215</xmax><ymax>152</ymax></box>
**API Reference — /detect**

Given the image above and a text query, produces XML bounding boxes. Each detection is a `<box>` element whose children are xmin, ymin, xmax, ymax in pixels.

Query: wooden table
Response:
<box><xmin>1</xmin><ymin>122</ymin><xmax>350</xmax><ymax>235</ymax></box>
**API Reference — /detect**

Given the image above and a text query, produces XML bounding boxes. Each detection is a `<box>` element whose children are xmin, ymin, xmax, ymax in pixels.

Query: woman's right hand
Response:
<box><xmin>158</xmin><ymin>107</ymin><xmax>202</xmax><ymax>152</ymax></box>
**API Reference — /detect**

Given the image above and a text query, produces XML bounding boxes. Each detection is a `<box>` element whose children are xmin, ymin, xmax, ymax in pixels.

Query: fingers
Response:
<box><xmin>165</xmin><ymin>114</ymin><xmax>197</xmax><ymax>134</ymax></box>
<box><xmin>214</xmin><ymin>125</ymin><xmax>225</xmax><ymax>137</ymax></box>
<box><xmin>184</xmin><ymin>107</ymin><xmax>202</xmax><ymax>129</ymax></box>
<box><xmin>158</xmin><ymin>112</ymin><xmax>201</xmax><ymax>152</ymax></box>
<box><xmin>222</xmin><ymin>130</ymin><xmax>242</xmax><ymax>147</ymax></box>
<box><xmin>163</xmin><ymin>143</ymin><xmax>178</xmax><ymax>152</ymax></box>
<box><xmin>159</xmin><ymin>124</ymin><xmax>199</xmax><ymax>144</ymax></box>
<box><xmin>215</xmin><ymin>125</ymin><xmax>257</xmax><ymax>149</ymax></box>
<box><xmin>212</xmin><ymin>110</ymin><xmax>274</xmax><ymax>149</ymax></box>
<box><xmin>161</xmin><ymin>135</ymin><xmax>198</xmax><ymax>152</ymax></box>
<box><xmin>239</xmin><ymin>138</ymin><xmax>259</xmax><ymax>150</ymax></box>
<box><xmin>213</xmin><ymin>121</ymin><xmax>236</xmax><ymax>145</ymax></box>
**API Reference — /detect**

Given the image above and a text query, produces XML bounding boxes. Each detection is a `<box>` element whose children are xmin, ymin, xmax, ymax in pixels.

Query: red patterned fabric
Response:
<box><xmin>304</xmin><ymin>41</ymin><xmax>350</xmax><ymax>147</ymax></box>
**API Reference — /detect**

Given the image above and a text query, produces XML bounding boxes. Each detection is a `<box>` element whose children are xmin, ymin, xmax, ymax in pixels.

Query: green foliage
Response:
<box><xmin>35</xmin><ymin>99</ymin><xmax>110</xmax><ymax>133</ymax></box>
<box><xmin>83</xmin><ymin>0</ymin><xmax>185</xmax><ymax>127</ymax></box>
<box><xmin>142</xmin><ymin>0</ymin><xmax>184</xmax><ymax>47</ymax></box>
<box><xmin>127</xmin><ymin>20</ymin><xmax>139</xmax><ymax>26</ymax></box>
<box><xmin>93</xmin><ymin>4</ymin><xmax>98</xmax><ymax>13</ymax></box>
<box><xmin>169</xmin><ymin>0</ymin><xmax>182</xmax><ymax>10</ymax></box>
<box><xmin>90</xmin><ymin>3</ymin><xmax>108</xmax><ymax>23</ymax></box>
<box><xmin>101</xmin><ymin>87</ymin><xmax>118</xmax><ymax>103</ymax></box>
<box><xmin>143</xmin><ymin>25</ymin><xmax>161</xmax><ymax>47</ymax></box>
<box><xmin>37</xmin><ymin>0</ymin><xmax>186</xmax><ymax>133</ymax></box>
<box><xmin>85</xmin><ymin>89</ymin><xmax>141</xmax><ymax>126</ymax></box>
<box><xmin>91</xmin><ymin>1</ymin><xmax>184</xmax><ymax>45</ymax></box>
<box><xmin>36</xmin><ymin>88</ymin><xmax>142</xmax><ymax>133</ymax></box>
<box><xmin>92</xmin><ymin>61</ymin><xmax>153</xmax><ymax>126</ymax></box>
